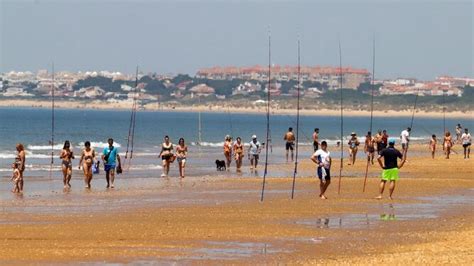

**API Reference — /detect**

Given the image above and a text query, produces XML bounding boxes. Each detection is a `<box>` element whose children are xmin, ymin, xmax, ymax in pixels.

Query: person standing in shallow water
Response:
<box><xmin>79</xmin><ymin>141</ymin><xmax>96</xmax><ymax>188</ymax></box>
<box><xmin>376</xmin><ymin>139</ymin><xmax>406</xmax><ymax>200</ymax></box>
<box><xmin>15</xmin><ymin>143</ymin><xmax>26</xmax><ymax>192</ymax></box>
<box><xmin>102</xmin><ymin>138</ymin><xmax>121</xmax><ymax>188</ymax></box>
<box><xmin>284</xmin><ymin>127</ymin><xmax>296</xmax><ymax>162</ymax></box>
<box><xmin>60</xmin><ymin>140</ymin><xmax>74</xmax><ymax>189</ymax></box>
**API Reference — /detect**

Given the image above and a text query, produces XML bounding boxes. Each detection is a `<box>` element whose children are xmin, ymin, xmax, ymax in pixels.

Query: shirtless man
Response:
<box><xmin>312</xmin><ymin>128</ymin><xmax>320</xmax><ymax>152</ymax></box>
<box><xmin>364</xmin><ymin>131</ymin><xmax>376</xmax><ymax>164</ymax></box>
<box><xmin>374</xmin><ymin>130</ymin><xmax>384</xmax><ymax>155</ymax></box>
<box><xmin>284</xmin><ymin>127</ymin><xmax>296</xmax><ymax>162</ymax></box>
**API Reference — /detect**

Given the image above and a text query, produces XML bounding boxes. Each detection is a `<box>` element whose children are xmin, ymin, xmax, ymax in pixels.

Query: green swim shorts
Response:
<box><xmin>381</xmin><ymin>168</ymin><xmax>399</xmax><ymax>181</ymax></box>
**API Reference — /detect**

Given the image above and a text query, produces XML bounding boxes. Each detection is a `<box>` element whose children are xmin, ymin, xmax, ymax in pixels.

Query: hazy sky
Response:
<box><xmin>1</xmin><ymin>0</ymin><xmax>472</xmax><ymax>80</ymax></box>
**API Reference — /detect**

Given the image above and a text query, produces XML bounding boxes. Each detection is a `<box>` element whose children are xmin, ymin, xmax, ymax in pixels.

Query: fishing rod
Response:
<box><xmin>227</xmin><ymin>105</ymin><xmax>234</xmax><ymax>137</ymax></box>
<box><xmin>129</xmin><ymin>66</ymin><xmax>139</xmax><ymax>161</ymax></box>
<box><xmin>260</xmin><ymin>29</ymin><xmax>271</xmax><ymax>202</ymax></box>
<box><xmin>291</xmin><ymin>36</ymin><xmax>301</xmax><ymax>199</ymax></box>
<box><xmin>125</xmin><ymin>66</ymin><xmax>139</xmax><ymax>163</ymax></box>
<box><xmin>337</xmin><ymin>39</ymin><xmax>344</xmax><ymax>195</ymax></box>
<box><xmin>363</xmin><ymin>36</ymin><xmax>376</xmax><ymax>192</ymax></box>
<box><xmin>50</xmin><ymin>62</ymin><xmax>55</xmax><ymax>178</ymax></box>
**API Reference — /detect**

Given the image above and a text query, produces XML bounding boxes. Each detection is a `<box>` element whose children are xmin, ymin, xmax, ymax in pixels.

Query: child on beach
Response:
<box><xmin>11</xmin><ymin>163</ymin><xmax>21</xmax><ymax>193</ymax></box>
<box><xmin>429</xmin><ymin>134</ymin><xmax>437</xmax><ymax>159</ymax></box>
<box><xmin>311</xmin><ymin>141</ymin><xmax>332</xmax><ymax>200</ymax></box>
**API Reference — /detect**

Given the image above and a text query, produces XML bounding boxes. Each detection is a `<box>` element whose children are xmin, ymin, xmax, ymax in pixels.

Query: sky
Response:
<box><xmin>1</xmin><ymin>0</ymin><xmax>472</xmax><ymax>80</ymax></box>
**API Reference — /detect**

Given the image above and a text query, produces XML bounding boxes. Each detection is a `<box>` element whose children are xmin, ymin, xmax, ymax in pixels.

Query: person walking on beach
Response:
<box><xmin>284</xmin><ymin>127</ymin><xmax>296</xmax><ymax>162</ymax></box>
<box><xmin>364</xmin><ymin>131</ymin><xmax>376</xmax><ymax>164</ymax></box>
<box><xmin>223</xmin><ymin>135</ymin><xmax>233</xmax><ymax>171</ymax></box>
<box><xmin>400</xmin><ymin>127</ymin><xmax>411</xmax><ymax>154</ymax></box>
<box><xmin>176</xmin><ymin>138</ymin><xmax>188</xmax><ymax>178</ymax></box>
<box><xmin>376</xmin><ymin>139</ymin><xmax>406</xmax><ymax>200</ymax></box>
<box><xmin>429</xmin><ymin>134</ymin><xmax>437</xmax><ymax>159</ymax></box>
<box><xmin>248</xmin><ymin>135</ymin><xmax>261</xmax><ymax>170</ymax></box>
<box><xmin>374</xmin><ymin>130</ymin><xmax>384</xmax><ymax>155</ymax></box>
<box><xmin>455</xmin><ymin>123</ymin><xmax>463</xmax><ymax>144</ymax></box>
<box><xmin>11</xmin><ymin>163</ymin><xmax>21</xmax><ymax>193</ymax></box>
<box><xmin>311</xmin><ymin>141</ymin><xmax>332</xmax><ymax>200</ymax></box>
<box><xmin>443</xmin><ymin>131</ymin><xmax>453</xmax><ymax>159</ymax></box>
<box><xmin>60</xmin><ymin>140</ymin><xmax>75</xmax><ymax>189</ymax></box>
<box><xmin>461</xmin><ymin>128</ymin><xmax>471</xmax><ymax>159</ymax></box>
<box><xmin>348</xmin><ymin>132</ymin><xmax>360</xmax><ymax>165</ymax></box>
<box><xmin>233</xmin><ymin>137</ymin><xmax>244</xmax><ymax>171</ymax></box>
<box><xmin>102</xmin><ymin>138</ymin><xmax>121</xmax><ymax>188</ymax></box>
<box><xmin>78</xmin><ymin>141</ymin><xmax>96</xmax><ymax>189</ymax></box>
<box><xmin>159</xmin><ymin>136</ymin><xmax>174</xmax><ymax>178</ymax></box>
<box><xmin>15</xmin><ymin>143</ymin><xmax>26</xmax><ymax>192</ymax></box>
<box><xmin>312</xmin><ymin>128</ymin><xmax>320</xmax><ymax>152</ymax></box>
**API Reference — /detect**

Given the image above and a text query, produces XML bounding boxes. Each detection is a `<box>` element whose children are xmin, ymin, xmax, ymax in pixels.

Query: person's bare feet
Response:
<box><xmin>389</xmin><ymin>196</ymin><xmax>393</xmax><ymax>200</ymax></box>
<box><xmin>320</xmin><ymin>195</ymin><xmax>327</xmax><ymax>200</ymax></box>
<box><xmin>375</xmin><ymin>195</ymin><xmax>383</xmax><ymax>200</ymax></box>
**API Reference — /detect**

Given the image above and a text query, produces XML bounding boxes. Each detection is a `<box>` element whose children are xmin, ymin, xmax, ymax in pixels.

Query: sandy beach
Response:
<box><xmin>0</xmin><ymin>99</ymin><xmax>472</xmax><ymax>118</ymax></box>
<box><xmin>0</xmin><ymin>143</ymin><xmax>473</xmax><ymax>264</ymax></box>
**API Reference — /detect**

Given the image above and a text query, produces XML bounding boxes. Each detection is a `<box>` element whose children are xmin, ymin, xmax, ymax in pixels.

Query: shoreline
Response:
<box><xmin>0</xmin><ymin>99</ymin><xmax>472</xmax><ymax>118</ymax></box>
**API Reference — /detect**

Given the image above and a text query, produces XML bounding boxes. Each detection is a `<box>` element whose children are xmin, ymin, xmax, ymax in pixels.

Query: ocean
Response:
<box><xmin>0</xmin><ymin>107</ymin><xmax>472</xmax><ymax>180</ymax></box>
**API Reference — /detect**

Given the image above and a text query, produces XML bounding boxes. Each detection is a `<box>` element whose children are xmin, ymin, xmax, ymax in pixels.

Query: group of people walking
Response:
<box><xmin>8</xmin><ymin>123</ymin><xmax>471</xmax><ymax>197</ymax></box>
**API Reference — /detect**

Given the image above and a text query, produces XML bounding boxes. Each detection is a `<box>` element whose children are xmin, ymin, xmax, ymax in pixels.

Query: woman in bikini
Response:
<box><xmin>233</xmin><ymin>137</ymin><xmax>244</xmax><ymax>171</ymax></box>
<box><xmin>223</xmin><ymin>135</ymin><xmax>233</xmax><ymax>171</ymax></box>
<box><xmin>60</xmin><ymin>140</ymin><xmax>75</xmax><ymax>189</ymax></box>
<box><xmin>159</xmin><ymin>136</ymin><xmax>174</xmax><ymax>177</ymax></box>
<box><xmin>429</xmin><ymin>134</ymin><xmax>437</xmax><ymax>159</ymax></box>
<box><xmin>443</xmin><ymin>131</ymin><xmax>453</xmax><ymax>159</ymax></box>
<box><xmin>348</xmin><ymin>132</ymin><xmax>360</xmax><ymax>165</ymax></box>
<box><xmin>15</xmin><ymin>143</ymin><xmax>26</xmax><ymax>192</ymax></box>
<box><xmin>176</xmin><ymin>138</ymin><xmax>188</xmax><ymax>178</ymax></box>
<box><xmin>78</xmin><ymin>141</ymin><xmax>96</xmax><ymax>188</ymax></box>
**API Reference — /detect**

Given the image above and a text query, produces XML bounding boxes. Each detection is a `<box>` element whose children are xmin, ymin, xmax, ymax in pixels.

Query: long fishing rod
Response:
<box><xmin>337</xmin><ymin>40</ymin><xmax>344</xmax><ymax>195</ymax></box>
<box><xmin>50</xmin><ymin>62</ymin><xmax>55</xmax><ymax>178</ymax></box>
<box><xmin>125</xmin><ymin>66</ymin><xmax>139</xmax><ymax>161</ymax></box>
<box><xmin>363</xmin><ymin>36</ymin><xmax>376</xmax><ymax>192</ymax></box>
<box><xmin>443</xmin><ymin>89</ymin><xmax>446</xmax><ymax>133</ymax></box>
<box><xmin>260</xmin><ymin>30</ymin><xmax>271</xmax><ymax>202</ymax></box>
<box><xmin>227</xmin><ymin>105</ymin><xmax>234</xmax><ymax>137</ymax></box>
<box><xmin>291</xmin><ymin>36</ymin><xmax>301</xmax><ymax>199</ymax></box>
<box><xmin>129</xmin><ymin>66</ymin><xmax>139</xmax><ymax>161</ymax></box>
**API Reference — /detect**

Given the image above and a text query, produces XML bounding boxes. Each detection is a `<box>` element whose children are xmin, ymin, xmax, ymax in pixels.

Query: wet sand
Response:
<box><xmin>0</xmin><ymin>144</ymin><xmax>473</xmax><ymax>264</ymax></box>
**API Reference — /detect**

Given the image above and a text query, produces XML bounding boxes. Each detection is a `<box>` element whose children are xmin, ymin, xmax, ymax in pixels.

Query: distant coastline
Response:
<box><xmin>0</xmin><ymin>99</ymin><xmax>472</xmax><ymax>119</ymax></box>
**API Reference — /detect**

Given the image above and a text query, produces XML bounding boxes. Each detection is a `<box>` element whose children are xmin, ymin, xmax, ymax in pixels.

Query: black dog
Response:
<box><xmin>215</xmin><ymin>160</ymin><xmax>226</xmax><ymax>171</ymax></box>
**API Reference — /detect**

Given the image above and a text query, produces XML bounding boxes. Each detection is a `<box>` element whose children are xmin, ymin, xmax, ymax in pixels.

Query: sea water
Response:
<box><xmin>0</xmin><ymin>107</ymin><xmax>471</xmax><ymax>179</ymax></box>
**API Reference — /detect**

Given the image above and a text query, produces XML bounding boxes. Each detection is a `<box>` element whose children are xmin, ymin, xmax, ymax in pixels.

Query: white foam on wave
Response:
<box><xmin>27</xmin><ymin>141</ymin><xmax>122</xmax><ymax>151</ymax></box>
<box><xmin>75</xmin><ymin>141</ymin><xmax>122</xmax><ymax>149</ymax></box>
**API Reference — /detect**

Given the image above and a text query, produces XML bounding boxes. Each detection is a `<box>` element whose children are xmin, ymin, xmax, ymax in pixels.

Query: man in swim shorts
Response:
<box><xmin>312</xmin><ymin>128</ymin><xmax>320</xmax><ymax>152</ymax></box>
<box><xmin>284</xmin><ymin>127</ymin><xmax>296</xmax><ymax>162</ymax></box>
<box><xmin>376</xmin><ymin>139</ymin><xmax>406</xmax><ymax>200</ymax></box>
<box><xmin>102</xmin><ymin>138</ymin><xmax>121</xmax><ymax>189</ymax></box>
<box><xmin>461</xmin><ymin>128</ymin><xmax>471</xmax><ymax>159</ymax></box>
